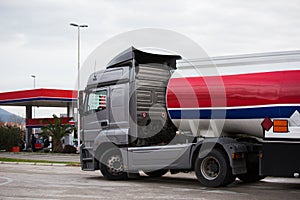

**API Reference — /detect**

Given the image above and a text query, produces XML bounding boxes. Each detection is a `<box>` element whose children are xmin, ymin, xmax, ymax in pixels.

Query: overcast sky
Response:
<box><xmin>0</xmin><ymin>0</ymin><xmax>300</xmax><ymax>117</ymax></box>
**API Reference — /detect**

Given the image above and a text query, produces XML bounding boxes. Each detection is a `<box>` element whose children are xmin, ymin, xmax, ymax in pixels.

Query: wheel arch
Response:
<box><xmin>94</xmin><ymin>142</ymin><xmax>119</xmax><ymax>163</ymax></box>
<box><xmin>191</xmin><ymin>138</ymin><xmax>248</xmax><ymax>175</ymax></box>
<box><xmin>191</xmin><ymin>141</ymin><xmax>227</xmax><ymax>169</ymax></box>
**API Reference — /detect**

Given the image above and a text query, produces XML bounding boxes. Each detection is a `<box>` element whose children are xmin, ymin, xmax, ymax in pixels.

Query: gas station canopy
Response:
<box><xmin>0</xmin><ymin>88</ymin><xmax>77</xmax><ymax>107</ymax></box>
<box><xmin>0</xmin><ymin>88</ymin><xmax>78</xmax><ymax>148</ymax></box>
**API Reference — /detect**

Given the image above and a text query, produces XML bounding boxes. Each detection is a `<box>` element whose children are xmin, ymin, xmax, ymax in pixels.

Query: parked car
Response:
<box><xmin>35</xmin><ymin>139</ymin><xmax>44</xmax><ymax>151</ymax></box>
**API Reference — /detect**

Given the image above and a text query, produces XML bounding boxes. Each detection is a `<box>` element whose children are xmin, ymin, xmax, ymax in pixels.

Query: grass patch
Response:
<box><xmin>0</xmin><ymin>157</ymin><xmax>80</xmax><ymax>166</ymax></box>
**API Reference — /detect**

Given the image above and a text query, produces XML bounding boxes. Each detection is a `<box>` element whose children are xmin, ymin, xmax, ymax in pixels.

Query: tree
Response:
<box><xmin>41</xmin><ymin>114</ymin><xmax>74</xmax><ymax>153</ymax></box>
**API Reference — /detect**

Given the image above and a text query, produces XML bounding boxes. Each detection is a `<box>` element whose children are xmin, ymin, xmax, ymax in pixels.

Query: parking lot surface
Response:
<box><xmin>1</xmin><ymin>163</ymin><xmax>300</xmax><ymax>200</ymax></box>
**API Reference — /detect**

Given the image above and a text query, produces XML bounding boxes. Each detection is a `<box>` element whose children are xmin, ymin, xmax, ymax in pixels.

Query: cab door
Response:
<box><xmin>107</xmin><ymin>82</ymin><xmax>131</xmax><ymax>145</ymax></box>
<box><xmin>82</xmin><ymin>88</ymin><xmax>109</xmax><ymax>145</ymax></box>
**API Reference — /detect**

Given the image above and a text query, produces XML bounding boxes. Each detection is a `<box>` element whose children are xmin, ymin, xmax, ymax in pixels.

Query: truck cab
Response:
<box><xmin>80</xmin><ymin>47</ymin><xmax>194</xmax><ymax>174</ymax></box>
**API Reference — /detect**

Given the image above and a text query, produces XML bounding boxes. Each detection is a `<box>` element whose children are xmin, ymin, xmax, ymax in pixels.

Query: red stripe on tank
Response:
<box><xmin>166</xmin><ymin>70</ymin><xmax>300</xmax><ymax>108</ymax></box>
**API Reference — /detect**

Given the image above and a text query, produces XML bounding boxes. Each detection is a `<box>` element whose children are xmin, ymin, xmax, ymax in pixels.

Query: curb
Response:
<box><xmin>0</xmin><ymin>161</ymin><xmax>67</xmax><ymax>166</ymax></box>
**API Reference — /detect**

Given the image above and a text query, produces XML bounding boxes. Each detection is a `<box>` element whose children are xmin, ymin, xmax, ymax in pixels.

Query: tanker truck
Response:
<box><xmin>80</xmin><ymin>47</ymin><xmax>300</xmax><ymax>187</ymax></box>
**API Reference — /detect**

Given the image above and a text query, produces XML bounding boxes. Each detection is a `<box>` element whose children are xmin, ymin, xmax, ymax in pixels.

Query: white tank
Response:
<box><xmin>166</xmin><ymin>51</ymin><xmax>300</xmax><ymax>138</ymax></box>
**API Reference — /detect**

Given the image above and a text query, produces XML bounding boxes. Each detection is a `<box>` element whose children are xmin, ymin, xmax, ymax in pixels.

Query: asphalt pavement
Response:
<box><xmin>1</xmin><ymin>151</ymin><xmax>300</xmax><ymax>199</ymax></box>
<box><xmin>1</xmin><ymin>163</ymin><xmax>300</xmax><ymax>200</ymax></box>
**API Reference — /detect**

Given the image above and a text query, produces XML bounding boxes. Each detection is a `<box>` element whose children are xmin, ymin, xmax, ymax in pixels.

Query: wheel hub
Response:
<box><xmin>200</xmin><ymin>156</ymin><xmax>220</xmax><ymax>180</ymax></box>
<box><xmin>107</xmin><ymin>155</ymin><xmax>123</xmax><ymax>175</ymax></box>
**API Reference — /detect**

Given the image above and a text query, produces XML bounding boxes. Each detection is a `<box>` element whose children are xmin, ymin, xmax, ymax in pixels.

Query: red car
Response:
<box><xmin>35</xmin><ymin>139</ymin><xmax>44</xmax><ymax>150</ymax></box>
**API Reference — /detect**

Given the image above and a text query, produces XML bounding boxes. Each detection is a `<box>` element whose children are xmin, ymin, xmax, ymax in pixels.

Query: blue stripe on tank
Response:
<box><xmin>168</xmin><ymin>106</ymin><xmax>300</xmax><ymax>119</ymax></box>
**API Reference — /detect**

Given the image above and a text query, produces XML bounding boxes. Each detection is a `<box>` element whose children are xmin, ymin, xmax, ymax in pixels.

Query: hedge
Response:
<box><xmin>0</xmin><ymin>126</ymin><xmax>23</xmax><ymax>151</ymax></box>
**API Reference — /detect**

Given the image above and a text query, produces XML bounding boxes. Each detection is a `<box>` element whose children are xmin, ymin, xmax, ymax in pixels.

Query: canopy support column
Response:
<box><xmin>25</xmin><ymin>105</ymin><xmax>32</xmax><ymax>150</ymax></box>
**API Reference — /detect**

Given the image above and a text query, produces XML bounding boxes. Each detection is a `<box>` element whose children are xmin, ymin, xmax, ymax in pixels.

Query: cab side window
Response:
<box><xmin>86</xmin><ymin>90</ymin><xmax>107</xmax><ymax>113</ymax></box>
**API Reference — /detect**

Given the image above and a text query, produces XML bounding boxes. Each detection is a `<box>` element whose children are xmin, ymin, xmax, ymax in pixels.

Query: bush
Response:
<box><xmin>0</xmin><ymin>126</ymin><xmax>23</xmax><ymax>151</ymax></box>
<box><xmin>63</xmin><ymin>144</ymin><xmax>77</xmax><ymax>154</ymax></box>
<box><xmin>42</xmin><ymin>148</ymin><xmax>50</xmax><ymax>153</ymax></box>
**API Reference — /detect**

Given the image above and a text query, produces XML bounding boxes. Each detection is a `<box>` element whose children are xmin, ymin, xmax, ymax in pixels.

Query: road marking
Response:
<box><xmin>0</xmin><ymin>177</ymin><xmax>13</xmax><ymax>186</ymax></box>
<box><xmin>203</xmin><ymin>190</ymin><xmax>244</xmax><ymax>195</ymax></box>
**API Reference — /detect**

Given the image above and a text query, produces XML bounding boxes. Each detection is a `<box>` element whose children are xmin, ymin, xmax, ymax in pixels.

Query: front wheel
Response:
<box><xmin>195</xmin><ymin>149</ymin><xmax>235</xmax><ymax>187</ymax></box>
<box><xmin>99</xmin><ymin>149</ymin><xmax>128</xmax><ymax>180</ymax></box>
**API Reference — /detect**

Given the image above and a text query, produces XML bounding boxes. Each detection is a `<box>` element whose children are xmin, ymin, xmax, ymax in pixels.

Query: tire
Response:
<box><xmin>238</xmin><ymin>173</ymin><xmax>265</xmax><ymax>183</ymax></box>
<box><xmin>144</xmin><ymin>169</ymin><xmax>169</xmax><ymax>177</ymax></box>
<box><xmin>236</xmin><ymin>139</ymin><xmax>265</xmax><ymax>183</ymax></box>
<box><xmin>238</xmin><ymin>156</ymin><xmax>265</xmax><ymax>183</ymax></box>
<box><xmin>195</xmin><ymin>149</ymin><xmax>235</xmax><ymax>187</ymax></box>
<box><xmin>99</xmin><ymin>149</ymin><xmax>128</xmax><ymax>180</ymax></box>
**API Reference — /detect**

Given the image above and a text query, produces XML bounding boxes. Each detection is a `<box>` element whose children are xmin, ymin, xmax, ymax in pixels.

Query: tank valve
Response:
<box><xmin>294</xmin><ymin>173</ymin><xmax>299</xmax><ymax>178</ymax></box>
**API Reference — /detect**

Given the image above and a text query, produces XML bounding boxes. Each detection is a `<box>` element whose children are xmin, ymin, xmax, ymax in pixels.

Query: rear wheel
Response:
<box><xmin>144</xmin><ymin>169</ymin><xmax>169</xmax><ymax>177</ymax></box>
<box><xmin>195</xmin><ymin>149</ymin><xmax>235</xmax><ymax>187</ymax></box>
<box><xmin>236</xmin><ymin>139</ymin><xmax>265</xmax><ymax>183</ymax></box>
<box><xmin>238</xmin><ymin>154</ymin><xmax>265</xmax><ymax>183</ymax></box>
<box><xmin>238</xmin><ymin>172</ymin><xmax>265</xmax><ymax>183</ymax></box>
<box><xmin>100</xmin><ymin>149</ymin><xmax>128</xmax><ymax>180</ymax></box>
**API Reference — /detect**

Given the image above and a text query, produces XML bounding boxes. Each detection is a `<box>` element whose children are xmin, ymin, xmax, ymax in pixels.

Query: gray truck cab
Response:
<box><xmin>80</xmin><ymin>47</ymin><xmax>188</xmax><ymax>171</ymax></box>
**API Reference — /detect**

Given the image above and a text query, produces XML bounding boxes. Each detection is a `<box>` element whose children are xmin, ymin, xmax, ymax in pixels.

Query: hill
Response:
<box><xmin>0</xmin><ymin>108</ymin><xmax>25</xmax><ymax>124</ymax></box>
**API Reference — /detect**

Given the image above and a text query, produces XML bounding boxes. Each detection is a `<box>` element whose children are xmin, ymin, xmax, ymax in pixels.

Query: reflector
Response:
<box><xmin>142</xmin><ymin>112</ymin><xmax>147</xmax><ymax>118</ymax></box>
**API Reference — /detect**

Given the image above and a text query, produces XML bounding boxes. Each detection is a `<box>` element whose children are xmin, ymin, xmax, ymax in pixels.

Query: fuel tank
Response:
<box><xmin>166</xmin><ymin>51</ymin><xmax>300</xmax><ymax>138</ymax></box>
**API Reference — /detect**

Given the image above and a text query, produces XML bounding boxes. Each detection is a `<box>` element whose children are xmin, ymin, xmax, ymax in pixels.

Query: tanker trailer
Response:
<box><xmin>167</xmin><ymin>52</ymin><xmax>300</xmax><ymax>138</ymax></box>
<box><xmin>80</xmin><ymin>47</ymin><xmax>300</xmax><ymax>187</ymax></box>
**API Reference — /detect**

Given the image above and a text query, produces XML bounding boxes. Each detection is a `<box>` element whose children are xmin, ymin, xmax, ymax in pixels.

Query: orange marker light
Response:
<box><xmin>231</xmin><ymin>152</ymin><xmax>244</xmax><ymax>159</ymax></box>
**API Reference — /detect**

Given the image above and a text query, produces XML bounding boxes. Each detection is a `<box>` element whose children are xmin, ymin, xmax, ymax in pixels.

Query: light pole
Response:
<box><xmin>31</xmin><ymin>75</ymin><xmax>36</xmax><ymax>135</ymax></box>
<box><xmin>70</xmin><ymin>23</ymin><xmax>88</xmax><ymax>147</ymax></box>
<box><xmin>31</xmin><ymin>75</ymin><xmax>36</xmax><ymax>89</ymax></box>
<box><xmin>31</xmin><ymin>75</ymin><xmax>36</xmax><ymax>117</ymax></box>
